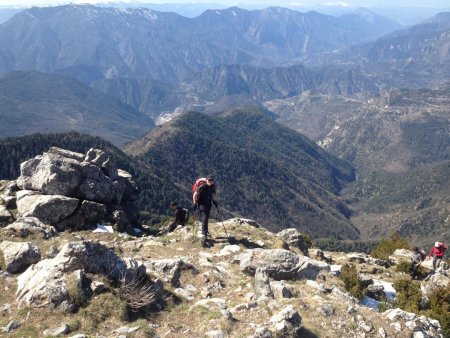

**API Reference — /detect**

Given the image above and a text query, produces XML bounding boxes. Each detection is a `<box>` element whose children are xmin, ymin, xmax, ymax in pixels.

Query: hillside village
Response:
<box><xmin>0</xmin><ymin>147</ymin><xmax>448</xmax><ymax>338</ymax></box>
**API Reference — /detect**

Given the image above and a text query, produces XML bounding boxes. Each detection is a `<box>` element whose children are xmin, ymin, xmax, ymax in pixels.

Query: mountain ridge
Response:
<box><xmin>0</xmin><ymin>70</ymin><xmax>154</xmax><ymax>146</ymax></box>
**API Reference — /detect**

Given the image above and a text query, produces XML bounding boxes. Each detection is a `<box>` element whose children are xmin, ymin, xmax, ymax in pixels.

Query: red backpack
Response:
<box><xmin>192</xmin><ymin>177</ymin><xmax>215</xmax><ymax>203</ymax></box>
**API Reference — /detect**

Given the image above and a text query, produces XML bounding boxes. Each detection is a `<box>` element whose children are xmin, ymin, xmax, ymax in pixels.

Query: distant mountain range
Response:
<box><xmin>322</xmin><ymin>12</ymin><xmax>450</xmax><ymax>86</ymax></box>
<box><xmin>267</xmin><ymin>86</ymin><xmax>450</xmax><ymax>175</ymax></box>
<box><xmin>0</xmin><ymin>5</ymin><xmax>400</xmax><ymax>83</ymax></box>
<box><xmin>0</xmin><ymin>71</ymin><xmax>153</xmax><ymax>146</ymax></box>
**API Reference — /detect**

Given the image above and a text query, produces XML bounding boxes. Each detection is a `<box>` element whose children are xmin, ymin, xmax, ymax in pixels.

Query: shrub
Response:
<box><xmin>370</xmin><ymin>233</ymin><xmax>410</xmax><ymax>260</ymax></box>
<box><xmin>66</xmin><ymin>274</ymin><xmax>87</xmax><ymax>308</ymax></box>
<box><xmin>340</xmin><ymin>264</ymin><xmax>365</xmax><ymax>299</ymax></box>
<box><xmin>81</xmin><ymin>292</ymin><xmax>128</xmax><ymax>330</ymax></box>
<box><xmin>393</xmin><ymin>279</ymin><xmax>422</xmax><ymax>312</ymax></box>
<box><xmin>423</xmin><ymin>286</ymin><xmax>450</xmax><ymax>338</ymax></box>
<box><xmin>119</xmin><ymin>271</ymin><xmax>157</xmax><ymax>313</ymax></box>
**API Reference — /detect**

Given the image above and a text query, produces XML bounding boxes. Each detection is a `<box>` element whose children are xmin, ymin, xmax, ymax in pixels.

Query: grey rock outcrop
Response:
<box><xmin>144</xmin><ymin>258</ymin><xmax>195</xmax><ymax>287</ymax></box>
<box><xmin>277</xmin><ymin>228</ymin><xmax>309</xmax><ymax>255</ymax></box>
<box><xmin>15</xmin><ymin>147</ymin><xmax>140</xmax><ymax>232</ymax></box>
<box><xmin>384</xmin><ymin>308</ymin><xmax>441</xmax><ymax>337</ymax></box>
<box><xmin>2</xmin><ymin>217</ymin><xmax>57</xmax><ymax>239</ymax></box>
<box><xmin>254</xmin><ymin>268</ymin><xmax>274</xmax><ymax>300</ymax></box>
<box><xmin>222</xmin><ymin>218</ymin><xmax>260</xmax><ymax>228</ymax></box>
<box><xmin>237</xmin><ymin>249</ymin><xmax>329</xmax><ymax>280</ymax></box>
<box><xmin>0</xmin><ymin>241</ymin><xmax>41</xmax><ymax>274</ymax></box>
<box><xmin>0</xmin><ymin>205</ymin><xmax>13</xmax><ymax>225</ymax></box>
<box><xmin>15</xmin><ymin>241</ymin><xmax>143</xmax><ymax>308</ymax></box>
<box><xmin>420</xmin><ymin>271</ymin><xmax>449</xmax><ymax>298</ymax></box>
<box><xmin>17</xmin><ymin>194</ymin><xmax>79</xmax><ymax>224</ymax></box>
<box><xmin>270</xmin><ymin>305</ymin><xmax>302</xmax><ymax>337</ymax></box>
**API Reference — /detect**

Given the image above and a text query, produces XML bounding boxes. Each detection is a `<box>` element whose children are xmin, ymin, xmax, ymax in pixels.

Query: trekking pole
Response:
<box><xmin>215</xmin><ymin>205</ymin><xmax>229</xmax><ymax>238</ymax></box>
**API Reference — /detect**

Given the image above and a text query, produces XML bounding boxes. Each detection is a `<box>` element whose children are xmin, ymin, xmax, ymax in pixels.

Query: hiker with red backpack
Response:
<box><xmin>192</xmin><ymin>175</ymin><xmax>217</xmax><ymax>248</ymax></box>
<box><xmin>429</xmin><ymin>242</ymin><xmax>447</xmax><ymax>270</ymax></box>
<box><xmin>411</xmin><ymin>246</ymin><xmax>426</xmax><ymax>279</ymax></box>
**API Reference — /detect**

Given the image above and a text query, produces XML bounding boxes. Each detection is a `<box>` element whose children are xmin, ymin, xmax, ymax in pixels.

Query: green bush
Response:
<box><xmin>423</xmin><ymin>286</ymin><xmax>450</xmax><ymax>338</ymax></box>
<box><xmin>340</xmin><ymin>264</ymin><xmax>365</xmax><ymax>299</ymax></box>
<box><xmin>393</xmin><ymin>279</ymin><xmax>422</xmax><ymax>312</ymax></box>
<box><xmin>370</xmin><ymin>233</ymin><xmax>410</xmax><ymax>260</ymax></box>
<box><xmin>80</xmin><ymin>292</ymin><xmax>128</xmax><ymax>330</ymax></box>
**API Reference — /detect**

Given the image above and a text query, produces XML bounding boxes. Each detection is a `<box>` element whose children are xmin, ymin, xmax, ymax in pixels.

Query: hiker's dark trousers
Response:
<box><xmin>199</xmin><ymin>205</ymin><xmax>211</xmax><ymax>237</ymax></box>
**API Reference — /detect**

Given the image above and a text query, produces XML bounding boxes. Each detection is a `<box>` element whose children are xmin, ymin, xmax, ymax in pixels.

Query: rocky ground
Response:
<box><xmin>0</xmin><ymin>147</ymin><xmax>448</xmax><ymax>338</ymax></box>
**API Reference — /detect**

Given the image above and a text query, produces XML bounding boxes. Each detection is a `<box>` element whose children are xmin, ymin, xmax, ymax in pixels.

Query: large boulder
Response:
<box><xmin>17</xmin><ymin>193</ymin><xmax>79</xmax><ymax>224</ymax></box>
<box><xmin>254</xmin><ymin>268</ymin><xmax>274</xmax><ymax>300</ymax></box>
<box><xmin>14</xmin><ymin>147</ymin><xmax>141</xmax><ymax>231</ymax></box>
<box><xmin>238</xmin><ymin>249</ymin><xmax>300</xmax><ymax>280</ymax></box>
<box><xmin>77</xmin><ymin>162</ymin><xmax>117</xmax><ymax>203</ymax></box>
<box><xmin>144</xmin><ymin>258</ymin><xmax>195</xmax><ymax>287</ymax></box>
<box><xmin>16</xmin><ymin>241</ymin><xmax>142</xmax><ymax>308</ymax></box>
<box><xmin>389</xmin><ymin>249</ymin><xmax>414</xmax><ymax>264</ymax></box>
<box><xmin>277</xmin><ymin>228</ymin><xmax>309</xmax><ymax>255</ymax></box>
<box><xmin>17</xmin><ymin>151</ymin><xmax>83</xmax><ymax>196</ymax></box>
<box><xmin>0</xmin><ymin>241</ymin><xmax>41</xmax><ymax>274</ymax></box>
<box><xmin>2</xmin><ymin>217</ymin><xmax>57</xmax><ymax>239</ymax></box>
<box><xmin>237</xmin><ymin>249</ymin><xmax>329</xmax><ymax>280</ymax></box>
<box><xmin>383</xmin><ymin>308</ymin><xmax>441</xmax><ymax>337</ymax></box>
<box><xmin>420</xmin><ymin>271</ymin><xmax>450</xmax><ymax>298</ymax></box>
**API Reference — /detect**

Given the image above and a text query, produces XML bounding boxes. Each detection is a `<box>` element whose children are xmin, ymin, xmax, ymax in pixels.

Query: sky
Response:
<box><xmin>0</xmin><ymin>0</ymin><xmax>449</xmax><ymax>8</ymax></box>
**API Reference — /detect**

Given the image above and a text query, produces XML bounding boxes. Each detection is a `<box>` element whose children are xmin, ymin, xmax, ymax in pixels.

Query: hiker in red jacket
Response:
<box><xmin>429</xmin><ymin>242</ymin><xmax>447</xmax><ymax>270</ymax></box>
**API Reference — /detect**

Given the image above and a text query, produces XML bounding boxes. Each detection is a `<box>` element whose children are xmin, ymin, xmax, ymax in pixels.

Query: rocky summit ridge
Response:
<box><xmin>0</xmin><ymin>147</ymin><xmax>448</xmax><ymax>338</ymax></box>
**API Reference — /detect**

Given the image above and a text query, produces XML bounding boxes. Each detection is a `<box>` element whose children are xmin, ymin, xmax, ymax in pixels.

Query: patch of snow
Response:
<box><xmin>93</xmin><ymin>224</ymin><xmax>114</xmax><ymax>233</ymax></box>
<box><xmin>360</xmin><ymin>296</ymin><xmax>380</xmax><ymax>310</ymax></box>
<box><xmin>373</xmin><ymin>279</ymin><xmax>396</xmax><ymax>301</ymax></box>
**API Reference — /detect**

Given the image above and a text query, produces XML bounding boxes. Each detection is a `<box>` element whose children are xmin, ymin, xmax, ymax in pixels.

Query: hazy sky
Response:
<box><xmin>0</xmin><ymin>0</ymin><xmax>449</xmax><ymax>8</ymax></box>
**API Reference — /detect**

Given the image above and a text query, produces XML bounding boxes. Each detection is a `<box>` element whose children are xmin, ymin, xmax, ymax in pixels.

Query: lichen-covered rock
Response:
<box><xmin>2</xmin><ymin>217</ymin><xmax>57</xmax><ymax>239</ymax></box>
<box><xmin>223</xmin><ymin>218</ymin><xmax>260</xmax><ymax>228</ymax></box>
<box><xmin>15</xmin><ymin>241</ymin><xmax>142</xmax><ymax>308</ymax></box>
<box><xmin>17</xmin><ymin>194</ymin><xmax>79</xmax><ymax>224</ymax></box>
<box><xmin>420</xmin><ymin>271</ymin><xmax>450</xmax><ymax>298</ymax></box>
<box><xmin>270</xmin><ymin>305</ymin><xmax>302</xmax><ymax>337</ymax></box>
<box><xmin>237</xmin><ymin>249</ymin><xmax>329</xmax><ymax>280</ymax></box>
<box><xmin>17</xmin><ymin>152</ymin><xmax>83</xmax><ymax>196</ymax></box>
<box><xmin>237</xmin><ymin>249</ymin><xmax>300</xmax><ymax>280</ymax></box>
<box><xmin>254</xmin><ymin>268</ymin><xmax>274</xmax><ymax>300</ymax></box>
<box><xmin>0</xmin><ymin>241</ymin><xmax>41</xmax><ymax>273</ymax></box>
<box><xmin>144</xmin><ymin>258</ymin><xmax>195</xmax><ymax>287</ymax></box>
<box><xmin>383</xmin><ymin>308</ymin><xmax>441</xmax><ymax>337</ymax></box>
<box><xmin>277</xmin><ymin>228</ymin><xmax>309</xmax><ymax>255</ymax></box>
<box><xmin>14</xmin><ymin>147</ymin><xmax>141</xmax><ymax>232</ymax></box>
<box><xmin>389</xmin><ymin>249</ymin><xmax>414</xmax><ymax>264</ymax></box>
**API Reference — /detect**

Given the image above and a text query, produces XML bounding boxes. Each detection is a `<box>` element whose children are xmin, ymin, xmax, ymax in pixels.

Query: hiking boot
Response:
<box><xmin>201</xmin><ymin>236</ymin><xmax>208</xmax><ymax>248</ymax></box>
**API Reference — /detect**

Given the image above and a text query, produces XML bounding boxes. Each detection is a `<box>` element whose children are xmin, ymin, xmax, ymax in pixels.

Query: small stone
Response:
<box><xmin>317</xmin><ymin>304</ymin><xmax>335</xmax><ymax>317</ymax></box>
<box><xmin>43</xmin><ymin>324</ymin><xmax>70</xmax><ymax>336</ymax></box>
<box><xmin>205</xmin><ymin>330</ymin><xmax>225</xmax><ymax>338</ymax></box>
<box><xmin>378</xmin><ymin>327</ymin><xmax>386</xmax><ymax>338</ymax></box>
<box><xmin>2</xmin><ymin>320</ymin><xmax>21</xmax><ymax>333</ymax></box>
<box><xmin>69</xmin><ymin>335</ymin><xmax>87</xmax><ymax>338</ymax></box>
<box><xmin>347</xmin><ymin>306</ymin><xmax>357</xmax><ymax>314</ymax></box>
<box><xmin>220</xmin><ymin>309</ymin><xmax>234</xmax><ymax>320</ymax></box>
<box><xmin>0</xmin><ymin>303</ymin><xmax>12</xmax><ymax>314</ymax></box>
<box><xmin>91</xmin><ymin>281</ymin><xmax>106</xmax><ymax>295</ymax></box>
